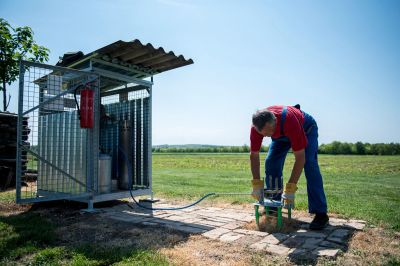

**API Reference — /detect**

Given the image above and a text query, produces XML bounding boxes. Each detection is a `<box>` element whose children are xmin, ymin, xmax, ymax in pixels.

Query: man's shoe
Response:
<box><xmin>309</xmin><ymin>213</ymin><xmax>329</xmax><ymax>230</ymax></box>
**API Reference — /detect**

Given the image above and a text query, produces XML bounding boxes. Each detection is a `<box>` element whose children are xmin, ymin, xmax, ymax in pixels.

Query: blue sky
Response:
<box><xmin>1</xmin><ymin>0</ymin><xmax>399</xmax><ymax>145</ymax></box>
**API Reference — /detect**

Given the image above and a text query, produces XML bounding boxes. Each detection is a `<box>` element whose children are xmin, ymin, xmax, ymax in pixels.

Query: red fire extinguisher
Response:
<box><xmin>79</xmin><ymin>88</ymin><xmax>94</xmax><ymax>128</ymax></box>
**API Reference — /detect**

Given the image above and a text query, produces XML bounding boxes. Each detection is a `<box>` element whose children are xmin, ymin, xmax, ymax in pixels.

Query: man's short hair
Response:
<box><xmin>252</xmin><ymin>109</ymin><xmax>276</xmax><ymax>132</ymax></box>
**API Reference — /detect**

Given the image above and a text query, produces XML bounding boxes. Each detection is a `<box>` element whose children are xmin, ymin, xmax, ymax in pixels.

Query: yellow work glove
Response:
<box><xmin>251</xmin><ymin>179</ymin><xmax>264</xmax><ymax>201</ymax></box>
<box><xmin>282</xmin><ymin>183</ymin><xmax>298</xmax><ymax>209</ymax></box>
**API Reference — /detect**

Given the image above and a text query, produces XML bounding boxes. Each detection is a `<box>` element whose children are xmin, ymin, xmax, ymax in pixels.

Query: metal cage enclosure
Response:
<box><xmin>16</xmin><ymin>60</ymin><xmax>152</xmax><ymax>205</ymax></box>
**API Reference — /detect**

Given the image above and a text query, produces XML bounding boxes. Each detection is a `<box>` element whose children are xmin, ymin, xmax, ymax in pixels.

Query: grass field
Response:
<box><xmin>1</xmin><ymin>153</ymin><xmax>399</xmax><ymax>265</ymax></box>
<box><xmin>152</xmin><ymin>153</ymin><xmax>400</xmax><ymax>231</ymax></box>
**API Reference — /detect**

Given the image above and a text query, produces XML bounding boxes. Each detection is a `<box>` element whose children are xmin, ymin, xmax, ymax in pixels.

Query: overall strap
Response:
<box><xmin>280</xmin><ymin>106</ymin><xmax>288</xmax><ymax>136</ymax></box>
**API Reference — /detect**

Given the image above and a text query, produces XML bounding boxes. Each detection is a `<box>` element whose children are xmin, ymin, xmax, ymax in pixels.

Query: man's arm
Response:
<box><xmin>288</xmin><ymin>149</ymin><xmax>305</xmax><ymax>184</ymax></box>
<box><xmin>250</xmin><ymin>151</ymin><xmax>261</xmax><ymax>180</ymax></box>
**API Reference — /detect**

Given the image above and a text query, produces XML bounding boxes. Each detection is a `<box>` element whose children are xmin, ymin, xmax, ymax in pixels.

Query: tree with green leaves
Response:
<box><xmin>0</xmin><ymin>18</ymin><xmax>50</xmax><ymax>111</ymax></box>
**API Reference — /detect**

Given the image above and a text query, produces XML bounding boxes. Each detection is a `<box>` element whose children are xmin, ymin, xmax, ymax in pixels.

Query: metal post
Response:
<box><xmin>148</xmin><ymin>85</ymin><xmax>152</xmax><ymax>198</ymax></box>
<box><xmin>16</xmin><ymin>61</ymin><xmax>25</xmax><ymax>203</ymax></box>
<box><xmin>254</xmin><ymin>205</ymin><xmax>260</xmax><ymax>227</ymax></box>
<box><xmin>81</xmin><ymin>199</ymin><xmax>98</xmax><ymax>213</ymax></box>
<box><xmin>277</xmin><ymin>207</ymin><xmax>282</xmax><ymax>229</ymax></box>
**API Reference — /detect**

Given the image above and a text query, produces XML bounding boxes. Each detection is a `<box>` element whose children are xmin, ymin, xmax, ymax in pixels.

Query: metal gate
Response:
<box><xmin>16</xmin><ymin>60</ymin><xmax>99</xmax><ymax>203</ymax></box>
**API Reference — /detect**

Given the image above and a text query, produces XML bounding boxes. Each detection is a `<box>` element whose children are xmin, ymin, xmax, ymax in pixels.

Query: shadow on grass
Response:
<box><xmin>0</xmin><ymin>200</ymin><xmax>188</xmax><ymax>265</ymax></box>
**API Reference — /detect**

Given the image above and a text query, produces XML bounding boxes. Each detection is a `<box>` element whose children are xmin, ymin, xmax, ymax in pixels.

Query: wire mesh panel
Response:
<box><xmin>16</xmin><ymin>61</ymin><xmax>99</xmax><ymax>203</ymax></box>
<box><xmin>100</xmin><ymin>86</ymin><xmax>151</xmax><ymax>191</ymax></box>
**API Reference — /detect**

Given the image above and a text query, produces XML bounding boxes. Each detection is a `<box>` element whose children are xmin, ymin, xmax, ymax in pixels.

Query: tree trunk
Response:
<box><xmin>2</xmin><ymin>78</ymin><xmax>6</xmax><ymax>112</ymax></box>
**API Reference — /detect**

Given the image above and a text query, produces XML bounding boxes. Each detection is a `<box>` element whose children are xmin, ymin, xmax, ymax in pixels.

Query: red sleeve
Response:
<box><xmin>285</xmin><ymin>116</ymin><xmax>307</xmax><ymax>151</ymax></box>
<box><xmin>250</xmin><ymin>126</ymin><xmax>263</xmax><ymax>152</ymax></box>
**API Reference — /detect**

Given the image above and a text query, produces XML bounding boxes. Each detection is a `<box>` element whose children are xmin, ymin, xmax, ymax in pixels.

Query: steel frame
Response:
<box><xmin>16</xmin><ymin>60</ymin><xmax>153</xmax><ymax>206</ymax></box>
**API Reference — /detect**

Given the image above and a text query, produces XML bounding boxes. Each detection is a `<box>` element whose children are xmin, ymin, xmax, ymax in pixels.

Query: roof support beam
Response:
<box><xmin>90</xmin><ymin>67</ymin><xmax>152</xmax><ymax>87</ymax></box>
<box><xmin>91</xmin><ymin>58</ymin><xmax>153</xmax><ymax>78</ymax></box>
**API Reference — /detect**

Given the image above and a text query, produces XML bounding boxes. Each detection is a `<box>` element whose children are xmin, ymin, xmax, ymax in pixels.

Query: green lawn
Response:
<box><xmin>152</xmin><ymin>153</ymin><xmax>400</xmax><ymax>231</ymax></box>
<box><xmin>1</xmin><ymin>153</ymin><xmax>399</xmax><ymax>265</ymax></box>
<box><xmin>0</xmin><ymin>211</ymin><xmax>169</xmax><ymax>265</ymax></box>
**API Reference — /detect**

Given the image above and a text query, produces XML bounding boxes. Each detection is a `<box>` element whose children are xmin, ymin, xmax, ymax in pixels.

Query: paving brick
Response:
<box><xmin>266</xmin><ymin>244</ymin><xmax>291</xmax><ymax>256</ymax></box>
<box><xmin>195</xmin><ymin>210</ymin><xmax>217</xmax><ymax>217</ymax></box>
<box><xmin>219</xmin><ymin>232</ymin><xmax>245</xmax><ymax>242</ymax></box>
<box><xmin>201</xmin><ymin>216</ymin><xmax>235</xmax><ymax>223</ymax></box>
<box><xmin>121</xmin><ymin>211</ymin><xmax>152</xmax><ymax>217</ymax></box>
<box><xmin>213</xmin><ymin>212</ymin><xmax>252</xmax><ymax>222</ymax></box>
<box><xmin>104</xmin><ymin>204</ymin><xmax>359</xmax><ymax>259</ymax></box>
<box><xmin>233</xmin><ymin>229</ymin><xmax>269</xmax><ymax>237</ymax></box>
<box><xmin>173</xmin><ymin>225</ymin><xmax>207</xmax><ymax>234</ymax></box>
<box><xmin>195</xmin><ymin>219</ymin><xmax>225</xmax><ymax>227</ymax></box>
<box><xmin>349</xmin><ymin>219</ymin><xmax>367</xmax><ymax>224</ymax></box>
<box><xmin>163</xmin><ymin>215</ymin><xmax>189</xmax><ymax>221</ymax></box>
<box><xmin>109</xmin><ymin>214</ymin><xmax>146</xmax><ymax>223</ymax></box>
<box><xmin>326</xmin><ymin>229</ymin><xmax>353</xmax><ymax>245</ymax></box>
<box><xmin>328</xmin><ymin>229</ymin><xmax>352</xmax><ymax>240</ymax></box>
<box><xmin>179</xmin><ymin>208</ymin><xmax>197</xmax><ymax>213</ymax></box>
<box><xmin>250</xmin><ymin>241</ymin><xmax>268</xmax><ymax>250</ymax></box>
<box><xmin>179</xmin><ymin>217</ymin><xmax>200</xmax><ymax>223</ymax></box>
<box><xmin>235</xmin><ymin>215</ymin><xmax>254</xmax><ymax>223</ymax></box>
<box><xmin>202</xmin><ymin>228</ymin><xmax>231</xmax><ymax>240</ymax></box>
<box><xmin>152</xmin><ymin>218</ymin><xmax>181</xmax><ymax>225</ymax></box>
<box><xmin>321</xmin><ymin>225</ymin><xmax>337</xmax><ymax>232</ymax></box>
<box><xmin>319</xmin><ymin>240</ymin><xmax>345</xmax><ymax>249</ymax></box>
<box><xmin>326</xmin><ymin>236</ymin><xmax>345</xmax><ymax>245</ymax></box>
<box><xmin>344</xmin><ymin>221</ymin><xmax>366</xmax><ymax>230</ymax></box>
<box><xmin>202</xmin><ymin>216</ymin><xmax>234</xmax><ymax>223</ymax></box>
<box><xmin>260</xmin><ymin>233</ymin><xmax>289</xmax><ymax>245</ymax></box>
<box><xmin>205</xmin><ymin>207</ymin><xmax>223</xmax><ymax>211</ymax></box>
<box><xmin>299</xmin><ymin>223</ymin><xmax>335</xmax><ymax>232</ymax></box>
<box><xmin>288</xmin><ymin>248</ymin><xmax>309</xmax><ymax>259</ymax></box>
<box><xmin>312</xmin><ymin>247</ymin><xmax>340</xmax><ymax>258</ymax></box>
<box><xmin>281</xmin><ymin>236</ymin><xmax>306</xmax><ymax>248</ymax></box>
<box><xmin>295</xmin><ymin>216</ymin><xmax>313</xmax><ymax>223</ymax></box>
<box><xmin>152</xmin><ymin>213</ymin><xmax>173</xmax><ymax>219</ymax></box>
<box><xmin>328</xmin><ymin>218</ymin><xmax>347</xmax><ymax>226</ymax></box>
<box><xmin>301</xmin><ymin>238</ymin><xmax>323</xmax><ymax>250</ymax></box>
<box><xmin>182</xmin><ymin>222</ymin><xmax>213</xmax><ymax>230</ymax></box>
<box><xmin>236</xmin><ymin>235</ymin><xmax>265</xmax><ymax>246</ymax></box>
<box><xmin>221</xmin><ymin>221</ymin><xmax>244</xmax><ymax>230</ymax></box>
<box><xmin>292</xmin><ymin>230</ymin><xmax>327</xmax><ymax>239</ymax></box>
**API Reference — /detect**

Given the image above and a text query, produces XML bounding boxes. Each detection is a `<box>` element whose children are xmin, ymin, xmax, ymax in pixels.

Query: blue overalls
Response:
<box><xmin>265</xmin><ymin>107</ymin><xmax>328</xmax><ymax>214</ymax></box>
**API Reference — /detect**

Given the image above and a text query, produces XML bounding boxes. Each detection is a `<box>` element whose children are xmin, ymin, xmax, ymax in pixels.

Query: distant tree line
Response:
<box><xmin>318</xmin><ymin>141</ymin><xmax>400</xmax><ymax>155</ymax></box>
<box><xmin>152</xmin><ymin>142</ymin><xmax>400</xmax><ymax>155</ymax></box>
<box><xmin>152</xmin><ymin>144</ymin><xmax>259</xmax><ymax>153</ymax></box>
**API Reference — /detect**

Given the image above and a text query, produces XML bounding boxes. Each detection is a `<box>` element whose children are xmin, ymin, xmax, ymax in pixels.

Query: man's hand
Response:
<box><xmin>251</xmin><ymin>179</ymin><xmax>264</xmax><ymax>201</ymax></box>
<box><xmin>282</xmin><ymin>183</ymin><xmax>298</xmax><ymax>208</ymax></box>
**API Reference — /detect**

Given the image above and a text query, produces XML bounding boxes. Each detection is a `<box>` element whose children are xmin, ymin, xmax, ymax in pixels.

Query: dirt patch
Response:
<box><xmin>244</xmin><ymin>214</ymin><xmax>303</xmax><ymax>234</ymax></box>
<box><xmin>0</xmin><ymin>191</ymin><xmax>32</xmax><ymax>216</ymax></box>
<box><xmin>333</xmin><ymin>227</ymin><xmax>400</xmax><ymax>265</ymax></box>
<box><xmin>0</xmin><ymin>202</ymin><xmax>31</xmax><ymax>215</ymax></box>
<box><xmin>55</xmin><ymin>215</ymin><xmax>189</xmax><ymax>250</ymax></box>
<box><xmin>160</xmin><ymin>235</ymin><xmax>288</xmax><ymax>266</ymax></box>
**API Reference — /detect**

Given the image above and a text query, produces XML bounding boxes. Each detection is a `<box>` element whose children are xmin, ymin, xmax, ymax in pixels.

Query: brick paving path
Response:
<box><xmin>99</xmin><ymin>202</ymin><xmax>366</xmax><ymax>260</ymax></box>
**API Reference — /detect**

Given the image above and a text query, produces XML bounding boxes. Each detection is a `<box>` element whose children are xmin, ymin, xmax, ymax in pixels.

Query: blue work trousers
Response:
<box><xmin>265</xmin><ymin>112</ymin><xmax>328</xmax><ymax>214</ymax></box>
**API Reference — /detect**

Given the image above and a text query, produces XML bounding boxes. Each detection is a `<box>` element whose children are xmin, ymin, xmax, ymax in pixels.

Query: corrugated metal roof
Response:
<box><xmin>58</xmin><ymin>39</ymin><xmax>193</xmax><ymax>77</ymax></box>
